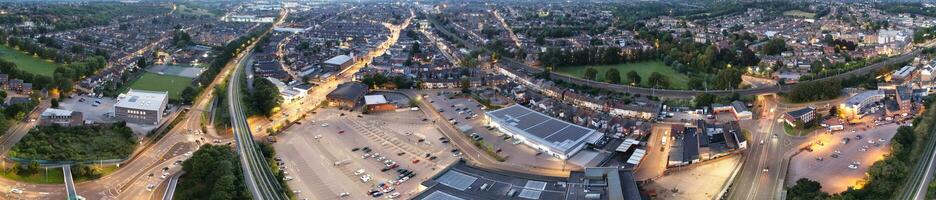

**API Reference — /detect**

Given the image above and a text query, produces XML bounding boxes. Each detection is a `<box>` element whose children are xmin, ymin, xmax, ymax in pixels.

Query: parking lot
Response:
<box><xmin>274</xmin><ymin>107</ymin><xmax>457</xmax><ymax>199</ymax></box>
<box><xmin>423</xmin><ymin>91</ymin><xmax>570</xmax><ymax>170</ymax></box>
<box><xmin>58</xmin><ymin>95</ymin><xmax>118</xmax><ymax>123</ymax></box>
<box><xmin>787</xmin><ymin>123</ymin><xmax>901</xmax><ymax>193</ymax></box>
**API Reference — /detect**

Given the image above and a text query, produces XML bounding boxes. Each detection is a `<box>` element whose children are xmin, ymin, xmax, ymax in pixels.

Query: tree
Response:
<box><xmin>250</xmin><ymin>78</ymin><xmax>283</xmax><ymax>117</ymax></box>
<box><xmin>647</xmin><ymin>72</ymin><xmax>670</xmax><ymax>88</ymax></box>
<box><xmin>51</xmin><ymin>98</ymin><xmax>59</xmax><ymax>108</ymax></box>
<box><xmin>714</xmin><ymin>68</ymin><xmax>743</xmax><ymax>90</ymax></box>
<box><xmin>583</xmin><ymin>68</ymin><xmax>598</xmax><ymax>80</ymax></box>
<box><xmin>625</xmin><ymin>70</ymin><xmax>640</xmax><ymax>85</ymax></box>
<box><xmin>460</xmin><ymin>77</ymin><xmax>471</xmax><ymax>93</ymax></box>
<box><xmin>176</xmin><ymin>144</ymin><xmax>250</xmax><ymax>200</ymax></box>
<box><xmin>694</xmin><ymin>93</ymin><xmax>717</xmax><ymax>108</ymax></box>
<box><xmin>761</xmin><ymin>38</ymin><xmax>787</xmax><ymax>55</ymax></box>
<box><xmin>605</xmin><ymin>68</ymin><xmax>621</xmax><ymax>84</ymax></box>
<box><xmin>786</xmin><ymin>178</ymin><xmax>829</xmax><ymax>200</ymax></box>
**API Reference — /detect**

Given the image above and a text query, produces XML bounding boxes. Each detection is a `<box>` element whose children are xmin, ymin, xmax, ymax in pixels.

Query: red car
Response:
<box><xmin>412</xmin><ymin>159</ymin><xmax>420</xmax><ymax>164</ymax></box>
<box><xmin>338</xmin><ymin>130</ymin><xmax>345</xmax><ymax>134</ymax></box>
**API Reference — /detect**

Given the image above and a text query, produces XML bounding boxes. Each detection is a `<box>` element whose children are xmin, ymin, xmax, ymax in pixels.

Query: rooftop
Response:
<box><xmin>785</xmin><ymin>107</ymin><xmax>815</xmax><ymax>118</ymax></box>
<box><xmin>323</xmin><ymin>55</ymin><xmax>353</xmax><ymax>66</ymax></box>
<box><xmin>326</xmin><ymin>82</ymin><xmax>368</xmax><ymax>101</ymax></box>
<box><xmin>486</xmin><ymin>105</ymin><xmax>598</xmax><ymax>156</ymax></box>
<box><xmin>364</xmin><ymin>94</ymin><xmax>389</xmax><ymax>105</ymax></box>
<box><xmin>41</xmin><ymin>108</ymin><xmax>75</xmax><ymax>117</ymax></box>
<box><xmin>115</xmin><ymin>89</ymin><xmax>168</xmax><ymax>111</ymax></box>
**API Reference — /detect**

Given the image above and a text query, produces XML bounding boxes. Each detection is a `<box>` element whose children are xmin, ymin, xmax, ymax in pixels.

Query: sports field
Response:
<box><xmin>127</xmin><ymin>72</ymin><xmax>193</xmax><ymax>100</ymax></box>
<box><xmin>554</xmin><ymin>60</ymin><xmax>691</xmax><ymax>89</ymax></box>
<box><xmin>783</xmin><ymin>10</ymin><xmax>816</xmax><ymax>18</ymax></box>
<box><xmin>0</xmin><ymin>45</ymin><xmax>62</xmax><ymax>76</ymax></box>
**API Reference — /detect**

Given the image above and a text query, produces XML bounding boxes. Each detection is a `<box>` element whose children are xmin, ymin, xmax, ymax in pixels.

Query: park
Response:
<box><xmin>554</xmin><ymin>60</ymin><xmax>691</xmax><ymax>89</ymax></box>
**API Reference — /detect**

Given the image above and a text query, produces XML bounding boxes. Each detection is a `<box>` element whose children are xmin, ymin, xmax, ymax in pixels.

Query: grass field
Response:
<box><xmin>784</xmin><ymin>123</ymin><xmax>820</xmax><ymax>137</ymax></box>
<box><xmin>783</xmin><ymin>10</ymin><xmax>816</xmax><ymax>18</ymax></box>
<box><xmin>0</xmin><ymin>45</ymin><xmax>62</xmax><ymax>76</ymax></box>
<box><xmin>0</xmin><ymin>167</ymin><xmax>65</xmax><ymax>184</ymax></box>
<box><xmin>554</xmin><ymin>60</ymin><xmax>691</xmax><ymax>89</ymax></box>
<box><xmin>128</xmin><ymin>72</ymin><xmax>193</xmax><ymax>101</ymax></box>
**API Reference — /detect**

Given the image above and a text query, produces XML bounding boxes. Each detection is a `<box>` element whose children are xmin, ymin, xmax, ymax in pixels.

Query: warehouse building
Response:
<box><xmin>484</xmin><ymin>105</ymin><xmax>599</xmax><ymax>160</ymax></box>
<box><xmin>113</xmin><ymin>89</ymin><xmax>169</xmax><ymax>125</ymax></box>
<box><xmin>326</xmin><ymin>82</ymin><xmax>369</xmax><ymax>109</ymax></box>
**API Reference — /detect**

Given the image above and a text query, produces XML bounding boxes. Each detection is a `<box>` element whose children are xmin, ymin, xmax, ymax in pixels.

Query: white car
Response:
<box><xmin>848</xmin><ymin>164</ymin><xmax>859</xmax><ymax>169</ymax></box>
<box><xmin>387</xmin><ymin>192</ymin><xmax>401</xmax><ymax>199</ymax></box>
<box><xmin>9</xmin><ymin>188</ymin><xmax>22</xmax><ymax>194</ymax></box>
<box><xmin>362</xmin><ymin>154</ymin><xmax>371</xmax><ymax>159</ymax></box>
<box><xmin>354</xmin><ymin>169</ymin><xmax>365</xmax><ymax>175</ymax></box>
<box><xmin>360</xmin><ymin>175</ymin><xmax>372</xmax><ymax>182</ymax></box>
<box><xmin>314</xmin><ymin>135</ymin><xmax>323</xmax><ymax>139</ymax></box>
<box><xmin>283</xmin><ymin>176</ymin><xmax>294</xmax><ymax>181</ymax></box>
<box><xmin>321</xmin><ymin>123</ymin><xmax>329</xmax><ymax>127</ymax></box>
<box><xmin>338</xmin><ymin>192</ymin><xmax>350</xmax><ymax>198</ymax></box>
<box><xmin>146</xmin><ymin>183</ymin><xmax>156</xmax><ymax>191</ymax></box>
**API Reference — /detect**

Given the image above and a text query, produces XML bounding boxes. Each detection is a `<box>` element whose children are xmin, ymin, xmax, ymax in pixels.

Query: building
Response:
<box><xmin>326</xmin><ymin>82</ymin><xmax>368</xmax><ymax>109</ymax></box>
<box><xmin>730</xmin><ymin>101</ymin><xmax>753</xmax><ymax>120</ymax></box>
<box><xmin>894</xmin><ymin>85</ymin><xmax>913</xmax><ymax>115</ymax></box>
<box><xmin>712</xmin><ymin>101</ymin><xmax>752</xmax><ymax>120</ymax></box>
<box><xmin>892</xmin><ymin>65</ymin><xmax>917</xmax><ymax>83</ymax></box>
<box><xmin>414</xmin><ymin>160</ymin><xmax>641</xmax><ymax>200</ymax></box>
<box><xmin>113</xmin><ymin>89</ymin><xmax>169</xmax><ymax>125</ymax></box>
<box><xmin>39</xmin><ymin>108</ymin><xmax>83</xmax><ymax>127</ymax></box>
<box><xmin>484</xmin><ymin>105</ymin><xmax>599</xmax><ymax>160</ymax></box>
<box><xmin>364</xmin><ymin>94</ymin><xmax>396</xmax><ymax>113</ymax></box>
<box><xmin>323</xmin><ymin>55</ymin><xmax>354</xmax><ymax>71</ymax></box>
<box><xmin>840</xmin><ymin>90</ymin><xmax>885</xmax><ymax>120</ymax></box>
<box><xmin>783</xmin><ymin>107</ymin><xmax>816</xmax><ymax>127</ymax></box>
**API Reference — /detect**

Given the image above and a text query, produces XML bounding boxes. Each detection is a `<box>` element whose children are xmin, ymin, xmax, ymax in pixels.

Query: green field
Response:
<box><xmin>0</xmin><ymin>167</ymin><xmax>64</xmax><ymax>184</ymax></box>
<box><xmin>783</xmin><ymin>10</ymin><xmax>816</xmax><ymax>18</ymax></box>
<box><xmin>0</xmin><ymin>45</ymin><xmax>62</xmax><ymax>76</ymax></box>
<box><xmin>128</xmin><ymin>72</ymin><xmax>193</xmax><ymax>100</ymax></box>
<box><xmin>554</xmin><ymin>60</ymin><xmax>691</xmax><ymax>89</ymax></box>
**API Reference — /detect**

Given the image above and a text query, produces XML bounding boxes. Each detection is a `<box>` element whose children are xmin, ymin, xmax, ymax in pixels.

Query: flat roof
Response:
<box><xmin>323</xmin><ymin>55</ymin><xmax>353</xmax><ymax>66</ymax></box>
<box><xmin>486</xmin><ymin>105</ymin><xmax>597</xmax><ymax>156</ymax></box>
<box><xmin>41</xmin><ymin>108</ymin><xmax>74</xmax><ymax>117</ymax></box>
<box><xmin>845</xmin><ymin>90</ymin><xmax>884</xmax><ymax>107</ymax></box>
<box><xmin>115</xmin><ymin>89</ymin><xmax>168</xmax><ymax>111</ymax></box>
<box><xmin>364</xmin><ymin>95</ymin><xmax>389</xmax><ymax>105</ymax></box>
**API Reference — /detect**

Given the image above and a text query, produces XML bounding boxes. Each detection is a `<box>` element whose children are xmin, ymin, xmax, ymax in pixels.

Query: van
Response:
<box><xmin>480</xmin><ymin>183</ymin><xmax>489</xmax><ymax>190</ymax></box>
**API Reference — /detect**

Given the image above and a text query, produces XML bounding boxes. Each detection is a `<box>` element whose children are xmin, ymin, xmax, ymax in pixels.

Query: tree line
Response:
<box><xmin>9</xmin><ymin>122</ymin><xmax>136</xmax><ymax>161</ymax></box>
<box><xmin>180</xmin><ymin>23</ymin><xmax>272</xmax><ymax>105</ymax></box>
<box><xmin>176</xmin><ymin>144</ymin><xmax>251</xmax><ymax>199</ymax></box>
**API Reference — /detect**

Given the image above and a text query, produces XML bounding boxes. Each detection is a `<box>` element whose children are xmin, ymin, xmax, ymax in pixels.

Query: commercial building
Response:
<box><xmin>711</xmin><ymin>100</ymin><xmax>752</xmax><ymax>120</ymax></box>
<box><xmin>113</xmin><ymin>89</ymin><xmax>169</xmax><ymax>125</ymax></box>
<box><xmin>783</xmin><ymin>107</ymin><xmax>816</xmax><ymax>127</ymax></box>
<box><xmin>484</xmin><ymin>105</ymin><xmax>599</xmax><ymax>160</ymax></box>
<box><xmin>839</xmin><ymin>90</ymin><xmax>885</xmax><ymax>120</ymax></box>
<box><xmin>415</xmin><ymin>160</ymin><xmax>641</xmax><ymax>200</ymax></box>
<box><xmin>323</xmin><ymin>55</ymin><xmax>354</xmax><ymax>71</ymax></box>
<box><xmin>892</xmin><ymin>65</ymin><xmax>917</xmax><ymax>83</ymax></box>
<box><xmin>326</xmin><ymin>82</ymin><xmax>368</xmax><ymax>109</ymax></box>
<box><xmin>364</xmin><ymin>94</ymin><xmax>397</xmax><ymax>113</ymax></box>
<box><xmin>39</xmin><ymin>108</ymin><xmax>83</xmax><ymax>127</ymax></box>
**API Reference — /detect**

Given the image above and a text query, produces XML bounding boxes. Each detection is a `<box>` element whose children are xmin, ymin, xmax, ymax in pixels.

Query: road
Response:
<box><xmin>725</xmin><ymin>95</ymin><xmax>794</xmax><ymax>200</ymax></box>
<box><xmin>63</xmin><ymin>166</ymin><xmax>77</xmax><ymax>200</ymax></box>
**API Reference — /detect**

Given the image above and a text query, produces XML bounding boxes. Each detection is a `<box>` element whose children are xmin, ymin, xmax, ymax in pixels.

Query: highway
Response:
<box><xmin>726</xmin><ymin>95</ymin><xmax>788</xmax><ymax>200</ymax></box>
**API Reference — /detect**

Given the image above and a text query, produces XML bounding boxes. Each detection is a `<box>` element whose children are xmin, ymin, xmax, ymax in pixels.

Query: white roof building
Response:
<box><xmin>323</xmin><ymin>55</ymin><xmax>353</xmax><ymax>66</ymax></box>
<box><xmin>115</xmin><ymin>89</ymin><xmax>169</xmax><ymax>112</ymax></box>
<box><xmin>364</xmin><ymin>95</ymin><xmax>389</xmax><ymax>105</ymax></box>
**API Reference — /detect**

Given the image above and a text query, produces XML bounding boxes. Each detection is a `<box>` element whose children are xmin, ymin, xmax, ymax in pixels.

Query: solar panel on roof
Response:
<box><xmin>436</xmin><ymin>171</ymin><xmax>477</xmax><ymax>191</ymax></box>
<box><xmin>518</xmin><ymin>189</ymin><xmax>542</xmax><ymax>199</ymax></box>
